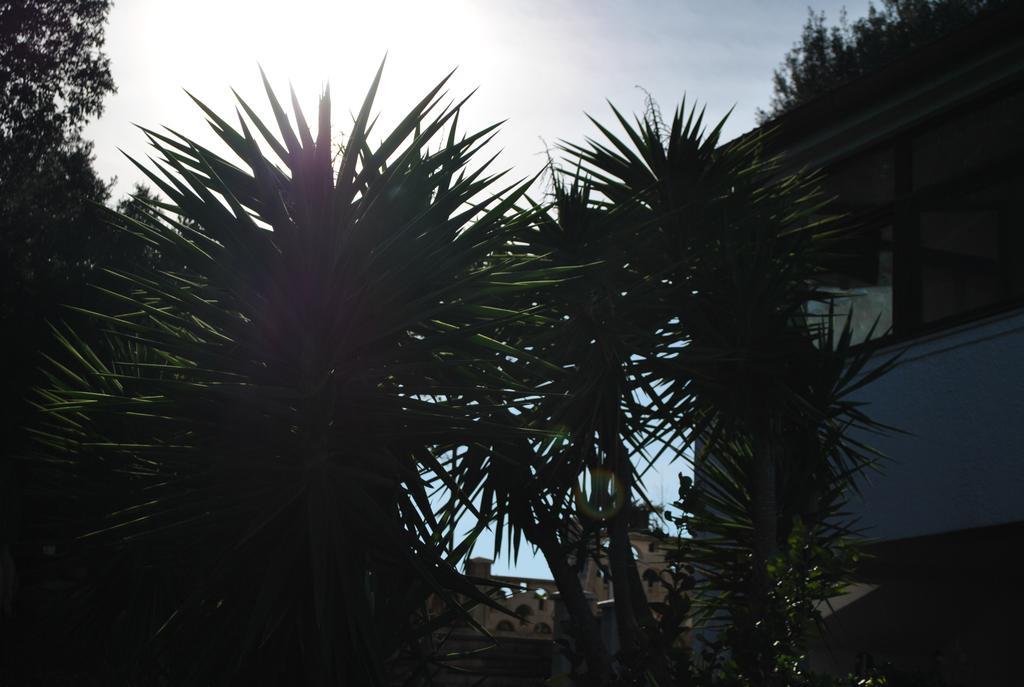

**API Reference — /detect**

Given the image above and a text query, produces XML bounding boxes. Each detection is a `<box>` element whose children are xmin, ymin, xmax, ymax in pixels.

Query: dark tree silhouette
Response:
<box><xmin>0</xmin><ymin>0</ymin><xmax>114</xmax><ymax>136</ymax></box>
<box><xmin>1</xmin><ymin>5</ymin><xmax>117</xmax><ymax>676</ymax></box>
<box><xmin>759</xmin><ymin>0</ymin><xmax>1010</xmax><ymax>122</ymax></box>
<box><xmin>1</xmin><ymin>0</ymin><xmax>116</xmax><ymax>310</ymax></box>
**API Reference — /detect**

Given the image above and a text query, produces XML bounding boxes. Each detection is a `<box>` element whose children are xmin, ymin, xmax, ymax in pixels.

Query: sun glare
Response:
<box><xmin>92</xmin><ymin>0</ymin><xmax>496</xmax><ymax>198</ymax></box>
<box><xmin>255</xmin><ymin>1</ymin><xmax>482</xmax><ymax>98</ymax></box>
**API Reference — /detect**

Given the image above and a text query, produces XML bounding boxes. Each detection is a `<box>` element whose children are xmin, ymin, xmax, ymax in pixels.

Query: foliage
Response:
<box><xmin>1</xmin><ymin>0</ymin><xmax>126</xmax><ymax>581</ymax></box>
<box><xmin>0</xmin><ymin>0</ymin><xmax>120</xmax><ymax>308</ymax></box>
<box><xmin>671</xmin><ymin>476</ymin><xmax>857</xmax><ymax>687</ymax></box>
<box><xmin>5</xmin><ymin>19</ymin><xmax>903</xmax><ymax>682</ymax></box>
<box><xmin>759</xmin><ymin>0</ymin><xmax>1010</xmax><ymax>121</ymax></box>
<box><xmin>447</xmin><ymin>171</ymin><xmax>639</xmax><ymax>683</ymax></box>
<box><xmin>21</xmin><ymin>67</ymin><xmax>554</xmax><ymax>685</ymax></box>
<box><xmin>537</xmin><ymin>92</ymin><xmax>900</xmax><ymax>685</ymax></box>
<box><xmin>563</xmin><ymin>101</ymin><xmax>816</xmax><ymax>682</ymax></box>
<box><xmin>0</xmin><ymin>0</ymin><xmax>114</xmax><ymax>137</ymax></box>
<box><xmin>448</xmin><ymin>89</ymin><xmax>894</xmax><ymax>686</ymax></box>
<box><xmin>651</xmin><ymin>302</ymin><xmax>898</xmax><ymax>686</ymax></box>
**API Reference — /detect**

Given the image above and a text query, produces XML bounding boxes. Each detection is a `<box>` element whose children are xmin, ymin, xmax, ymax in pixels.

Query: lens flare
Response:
<box><xmin>574</xmin><ymin>467</ymin><xmax>626</xmax><ymax>521</ymax></box>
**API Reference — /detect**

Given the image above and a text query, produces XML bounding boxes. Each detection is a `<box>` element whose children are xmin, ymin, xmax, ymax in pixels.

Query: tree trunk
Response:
<box><xmin>606</xmin><ymin>443</ymin><xmax>672</xmax><ymax>685</ymax></box>
<box><xmin>749</xmin><ymin>429</ymin><xmax>779</xmax><ymax>684</ymax></box>
<box><xmin>607</xmin><ymin>506</ymin><xmax>642</xmax><ymax>648</ymax></box>
<box><xmin>750</xmin><ymin>431</ymin><xmax>778</xmax><ymax>609</ymax></box>
<box><xmin>524</xmin><ymin>517</ymin><xmax>612</xmax><ymax>686</ymax></box>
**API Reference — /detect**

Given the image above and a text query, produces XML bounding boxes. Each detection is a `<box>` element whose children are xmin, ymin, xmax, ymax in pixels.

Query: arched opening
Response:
<box><xmin>496</xmin><ymin>620</ymin><xmax>515</xmax><ymax>632</ymax></box>
<box><xmin>534</xmin><ymin>622</ymin><xmax>552</xmax><ymax>634</ymax></box>
<box><xmin>515</xmin><ymin>603</ymin><xmax>533</xmax><ymax>625</ymax></box>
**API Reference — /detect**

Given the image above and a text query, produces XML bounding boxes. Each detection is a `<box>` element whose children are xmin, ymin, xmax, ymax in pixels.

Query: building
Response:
<box><xmin>420</xmin><ymin>530</ymin><xmax>668</xmax><ymax>687</ymax></box>
<box><xmin>756</xmin><ymin>5</ymin><xmax>1024</xmax><ymax>684</ymax></box>
<box><xmin>465</xmin><ymin>530</ymin><xmax>669</xmax><ymax>639</ymax></box>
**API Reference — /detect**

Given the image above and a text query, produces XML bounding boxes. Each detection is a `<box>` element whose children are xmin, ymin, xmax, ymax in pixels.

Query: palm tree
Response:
<box><xmin>476</xmin><ymin>98</ymin><xmax>894</xmax><ymax>685</ymax></box>
<box><xmin>675</xmin><ymin>311</ymin><xmax>897</xmax><ymax>684</ymax></box>
<box><xmin>453</xmin><ymin>170</ymin><xmax>659</xmax><ymax>684</ymax></box>
<box><xmin>21</xmin><ymin>68</ymin><xmax>895</xmax><ymax>686</ymax></box>
<box><xmin>452</xmin><ymin>99</ymin><xmax>834</xmax><ymax>684</ymax></box>
<box><xmin>24</xmin><ymin>66</ymin><xmax>549</xmax><ymax>686</ymax></box>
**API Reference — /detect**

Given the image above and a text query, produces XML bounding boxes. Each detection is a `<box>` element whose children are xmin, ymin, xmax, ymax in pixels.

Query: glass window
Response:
<box><xmin>808</xmin><ymin>225</ymin><xmax>894</xmax><ymax>345</ymax></box>
<box><xmin>913</xmin><ymin>175</ymin><xmax>1023</xmax><ymax>325</ymax></box>
<box><xmin>919</xmin><ymin>209</ymin><xmax>1000</xmax><ymax>323</ymax></box>
<box><xmin>821</xmin><ymin>147</ymin><xmax>895</xmax><ymax>211</ymax></box>
<box><xmin>913</xmin><ymin>90</ymin><xmax>1024</xmax><ymax>190</ymax></box>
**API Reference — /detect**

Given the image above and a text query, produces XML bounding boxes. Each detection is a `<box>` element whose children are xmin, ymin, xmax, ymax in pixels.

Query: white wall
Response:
<box><xmin>848</xmin><ymin>307</ymin><xmax>1024</xmax><ymax>541</ymax></box>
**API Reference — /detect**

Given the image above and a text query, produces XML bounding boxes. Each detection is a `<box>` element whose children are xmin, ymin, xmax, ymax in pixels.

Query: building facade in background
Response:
<box><xmin>422</xmin><ymin>530</ymin><xmax>667</xmax><ymax>687</ymax></box>
<box><xmin>759</xmin><ymin>5</ymin><xmax>1024</xmax><ymax>685</ymax></box>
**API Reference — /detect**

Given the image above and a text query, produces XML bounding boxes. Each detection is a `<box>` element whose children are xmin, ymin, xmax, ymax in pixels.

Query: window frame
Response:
<box><xmin>815</xmin><ymin>78</ymin><xmax>1024</xmax><ymax>345</ymax></box>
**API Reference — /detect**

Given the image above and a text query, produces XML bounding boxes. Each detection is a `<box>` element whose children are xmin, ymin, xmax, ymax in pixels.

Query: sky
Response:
<box><xmin>84</xmin><ymin>0</ymin><xmax>874</xmax><ymax>578</ymax></box>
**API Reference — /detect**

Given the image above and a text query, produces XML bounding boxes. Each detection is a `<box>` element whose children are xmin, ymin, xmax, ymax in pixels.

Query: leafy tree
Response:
<box><xmin>759</xmin><ymin>0</ymin><xmax>1010</xmax><ymax>122</ymax></box>
<box><xmin>0</xmin><ymin>0</ymin><xmax>117</xmax><ymax>307</ymax></box>
<box><xmin>0</xmin><ymin>0</ymin><xmax>114</xmax><ymax>135</ymax></box>
<box><xmin>1</xmin><ymin>3</ymin><xmax>118</xmax><ymax>662</ymax></box>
